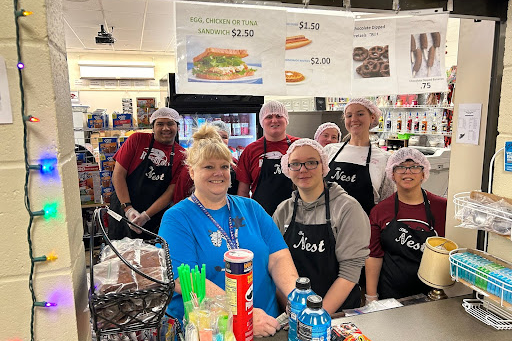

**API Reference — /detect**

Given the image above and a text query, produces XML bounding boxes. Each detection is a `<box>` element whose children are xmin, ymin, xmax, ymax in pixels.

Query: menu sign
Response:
<box><xmin>351</xmin><ymin>18</ymin><xmax>396</xmax><ymax>96</ymax></box>
<box><xmin>174</xmin><ymin>1</ymin><xmax>286</xmax><ymax>95</ymax></box>
<box><xmin>285</xmin><ymin>9</ymin><xmax>354</xmax><ymax>96</ymax></box>
<box><xmin>396</xmin><ymin>14</ymin><xmax>448</xmax><ymax>94</ymax></box>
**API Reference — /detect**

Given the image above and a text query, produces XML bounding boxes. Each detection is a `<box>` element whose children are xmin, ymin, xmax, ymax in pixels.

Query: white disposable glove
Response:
<box><xmin>132</xmin><ymin>211</ymin><xmax>150</xmax><ymax>227</ymax></box>
<box><xmin>125</xmin><ymin>207</ymin><xmax>140</xmax><ymax>221</ymax></box>
<box><xmin>364</xmin><ymin>293</ymin><xmax>379</xmax><ymax>306</ymax></box>
<box><xmin>124</xmin><ymin>207</ymin><xmax>142</xmax><ymax>234</ymax></box>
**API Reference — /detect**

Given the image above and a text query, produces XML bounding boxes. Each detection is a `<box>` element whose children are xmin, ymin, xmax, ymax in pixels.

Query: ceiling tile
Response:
<box><xmin>105</xmin><ymin>11</ymin><xmax>144</xmax><ymax>29</ymax></box>
<box><xmin>63</xmin><ymin>9</ymin><xmax>105</xmax><ymax>28</ymax></box>
<box><xmin>143</xmin><ymin>29</ymin><xmax>173</xmax><ymax>42</ymax></box>
<box><xmin>114</xmin><ymin>29</ymin><xmax>142</xmax><ymax>42</ymax></box>
<box><xmin>62</xmin><ymin>0</ymin><xmax>101</xmax><ymax>11</ymax></box>
<box><xmin>147</xmin><ymin>0</ymin><xmax>174</xmax><ymax>14</ymax></box>
<box><xmin>140</xmin><ymin>41</ymin><xmax>168</xmax><ymax>52</ymax></box>
<box><xmin>113</xmin><ymin>40</ymin><xmax>142</xmax><ymax>51</ymax></box>
<box><xmin>102</xmin><ymin>0</ymin><xmax>146</xmax><ymax>13</ymax></box>
<box><xmin>143</xmin><ymin>13</ymin><xmax>173</xmax><ymax>31</ymax></box>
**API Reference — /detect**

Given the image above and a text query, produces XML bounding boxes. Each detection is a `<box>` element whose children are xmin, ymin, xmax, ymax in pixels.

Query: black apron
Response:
<box><xmin>109</xmin><ymin>136</ymin><xmax>174</xmax><ymax>240</ymax></box>
<box><xmin>252</xmin><ymin>137</ymin><xmax>293</xmax><ymax>216</ymax></box>
<box><xmin>283</xmin><ymin>184</ymin><xmax>361</xmax><ymax>310</ymax></box>
<box><xmin>228</xmin><ymin>165</ymin><xmax>239</xmax><ymax>196</ymax></box>
<box><xmin>378</xmin><ymin>190</ymin><xmax>437</xmax><ymax>299</ymax></box>
<box><xmin>325</xmin><ymin>140</ymin><xmax>375</xmax><ymax>216</ymax></box>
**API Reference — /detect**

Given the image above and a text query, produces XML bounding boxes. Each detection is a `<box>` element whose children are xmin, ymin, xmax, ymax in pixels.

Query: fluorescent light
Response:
<box><xmin>79</xmin><ymin>65</ymin><xmax>155</xmax><ymax>79</ymax></box>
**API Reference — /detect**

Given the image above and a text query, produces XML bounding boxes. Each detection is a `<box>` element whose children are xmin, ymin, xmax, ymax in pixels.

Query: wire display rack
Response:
<box><xmin>453</xmin><ymin>191</ymin><xmax>512</xmax><ymax>238</ymax></box>
<box><xmin>449</xmin><ymin>248</ymin><xmax>512</xmax><ymax>330</ymax></box>
<box><xmin>89</xmin><ymin>208</ymin><xmax>175</xmax><ymax>340</ymax></box>
<box><xmin>462</xmin><ymin>295</ymin><xmax>512</xmax><ymax>330</ymax></box>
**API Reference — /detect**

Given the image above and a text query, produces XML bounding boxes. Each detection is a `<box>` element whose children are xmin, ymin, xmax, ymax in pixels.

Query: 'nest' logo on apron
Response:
<box><xmin>292</xmin><ymin>231</ymin><xmax>325</xmax><ymax>253</ymax></box>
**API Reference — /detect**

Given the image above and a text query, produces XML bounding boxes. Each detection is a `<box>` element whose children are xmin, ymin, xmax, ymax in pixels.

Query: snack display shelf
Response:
<box><xmin>449</xmin><ymin>248</ymin><xmax>512</xmax><ymax>328</ymax></box>
<box><xmin>74</xmin><ymin>127</ymin><xmax>148</xmax><ymax>132</ymax></box>
<box><xmin>378</xmin><ymin>105</ymin><xmax>454</xmax><ymax>110</ymax></box>
<box><xmin>370</xmin><ymin>129</ymin><xmax>451</xmax><ymax>136</ymax></box>
<box><xmin>453</xmin><ymin>191</ymin><xmax>512</xmax><ymax>240</ymax></box>
<box><xmin>180</xmin><ymin>134</ymin><xmax>254</xmax><ymax>141</ymax></box>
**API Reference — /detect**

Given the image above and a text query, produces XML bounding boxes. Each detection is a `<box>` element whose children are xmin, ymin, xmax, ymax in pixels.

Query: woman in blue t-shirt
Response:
<box><xmin>159</xmin><ymin>124</ymin><xmax>298</xmax><ymax>337</ymax></box>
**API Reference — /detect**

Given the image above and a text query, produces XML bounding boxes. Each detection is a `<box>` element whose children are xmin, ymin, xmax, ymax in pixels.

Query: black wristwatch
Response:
<box><xmin>121</xmin><ymin>202</ymin><xmax>132</xmax><ymax>209</ymax></box>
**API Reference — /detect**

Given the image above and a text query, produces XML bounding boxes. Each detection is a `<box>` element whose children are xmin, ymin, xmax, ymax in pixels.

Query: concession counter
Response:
<box><xmin>269</xmin><ymin>296</ymin><xmax>507</xmax><ymax>341</ymax></box>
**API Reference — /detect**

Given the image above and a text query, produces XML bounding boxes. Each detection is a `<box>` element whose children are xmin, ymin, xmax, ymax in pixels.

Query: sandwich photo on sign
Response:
<box><xmin>188</xmin><ymin>47</ymin><xmax>261</xmax><ymax>83</ymax></box>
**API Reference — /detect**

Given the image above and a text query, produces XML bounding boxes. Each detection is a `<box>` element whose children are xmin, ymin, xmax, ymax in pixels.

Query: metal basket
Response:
<box><xmin>89</xmin><ymin>208</ymin><xmax>175</xmax><ymax>339</ymax></box>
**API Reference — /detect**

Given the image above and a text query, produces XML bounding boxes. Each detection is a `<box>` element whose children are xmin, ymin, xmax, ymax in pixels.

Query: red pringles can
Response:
<box><xmin>224</xmin><ymin>249</ymin><xmax>254</xmax><ymax>341</ymax></box>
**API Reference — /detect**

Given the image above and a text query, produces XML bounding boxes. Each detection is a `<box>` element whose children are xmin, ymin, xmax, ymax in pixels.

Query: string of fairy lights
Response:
<box><xmin>12</xmin><ymin>1</ymin><xmax>59</xmax><ymax>340</ymax></box>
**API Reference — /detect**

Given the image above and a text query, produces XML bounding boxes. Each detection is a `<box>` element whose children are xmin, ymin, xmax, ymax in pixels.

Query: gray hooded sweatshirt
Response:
<box><xmin>272</xmin><ymin>182</ymin><xmax>370</xmax><ymax>284</ymax></box>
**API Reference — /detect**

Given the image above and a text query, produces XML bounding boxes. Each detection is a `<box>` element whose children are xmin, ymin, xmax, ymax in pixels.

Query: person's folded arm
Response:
<box><xmin>365</xmin><ymin>257</ymin><xmax>383</xmax><ymax>300</ymax></box>
<box><xmin>323</xmin><ymin>278</ymin><xmax>357</xmax><ymax>314</ymax></box>
<box><xmin>268</xmin><ymin>248</ymin><xmax>299</xmax><ymax>302</ymax></box>
<box><xmin>145</xmin><ymin>183</ymin><xmax>175</xmax><ymax>218</ymax></box>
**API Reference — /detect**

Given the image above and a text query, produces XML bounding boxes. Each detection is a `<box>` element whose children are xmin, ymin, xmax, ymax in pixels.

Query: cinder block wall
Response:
<box><xmin>0</xmin><ymin>0</ymin><xmax>89</xmax><ymax>340</ymax></box>
<box><xmin>488</xmin><ymin>1</ymin><xmax>512</xmax><ymax>261</ymax></box>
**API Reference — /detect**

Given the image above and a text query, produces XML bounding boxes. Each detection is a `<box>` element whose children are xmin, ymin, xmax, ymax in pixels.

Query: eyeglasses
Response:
<box><xmin>288</xmin><ymin>161</ymin><xmax>320</xmax><ymax>171</ymax></box>
<box><xmin>393</xmin><ymin>165</ymin><xmax>424</xmax><ymax>174</ymax></box>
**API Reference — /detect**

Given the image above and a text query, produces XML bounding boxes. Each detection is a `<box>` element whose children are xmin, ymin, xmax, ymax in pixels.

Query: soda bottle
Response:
<box><xmin>178</xmin><ymin>116</ymin><xmax>185</xmax><ymax>139</ymax></box>
<box><xmin>297</xmin><ymin>295</ymin><xmax>331</xmax><ymax>341</ymax></box>
<box><xmin>231</xmin><ymin>113</ymin><xmax>241</xmax><ymax>136</ymax></box>
<box><xmin>222</xmin><ymin>114</ymin><xmax>232</xmax><ymax>136</ymax></box>
<box><xmin>413</xmin><ymin>113</ymin><xmax>420</xmax><ymax>133</ymax></box>
<box><xmin>184</xmin><ymin>115</ymin><xmax>194</xmax><ymax>138</ymax></box>
<box><xmin>396</xmin><ymin>112</ymin><xmax>402</xmax><ymax>132</ymax></box>
<box><xmin>287</xmin><ymin>278</ymin><xmax>315</xmax><ymax>341</ymax></box>
<box><xmin>378</xmin><ymin>114</ymin><xmax>384</xmax><ymax>130</ymax></box>
<box><xmin>240</xmin><ymin>113</ymin><xmax>250</xmax><ymax>135</ymax></box>
<box><xmin>406</xmin><ymin>112</ymin><xmax>413</xmax><ymax>133</ymax></box>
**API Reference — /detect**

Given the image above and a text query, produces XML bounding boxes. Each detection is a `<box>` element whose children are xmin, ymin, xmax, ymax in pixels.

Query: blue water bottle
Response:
<box><xmin>297</xmin><ymin>295</ymin><xmax>331</xmax><ymax>341</ymax></box>
<box><xmin>287</xmin><ymin>277</ymin><xmax>315</xmax><ymax>341</ymax></box>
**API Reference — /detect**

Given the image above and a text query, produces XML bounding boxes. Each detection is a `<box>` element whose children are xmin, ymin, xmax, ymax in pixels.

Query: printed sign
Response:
<box><xmin>285</xmin><ymin>8</ymin><xmax>354</xmax><ymax>96</ymax></box>
<box><xmin>175</xmin><ymin>1</ymin><xmax>287</xmax><ymax>95</ymax></box>
<box><xmin>351</xmin><ymin>18</ymin><xmax>396</xmax><ymax>96</ymax></box>
<box><xmin>396</xmin><ymin>14</ymin><xmax>449</xmax><ymax>94</ymax></box>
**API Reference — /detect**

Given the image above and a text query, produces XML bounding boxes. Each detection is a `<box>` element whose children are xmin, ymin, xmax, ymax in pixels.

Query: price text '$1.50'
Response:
<box><xmin>232</xmin><ymin>29</ymin><xmax>255</xmax><ymax>38</ymax></box>
<box><xmin>299</xmin><ymin>21</ymin><xmax>320</xmax><ymax>30</ymax></box>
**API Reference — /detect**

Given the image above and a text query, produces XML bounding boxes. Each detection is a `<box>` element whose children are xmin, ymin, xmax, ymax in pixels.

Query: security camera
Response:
<box><xmin>96</xmin><ymin>25</ymin><xmax>115</xmax><ymax>44</ymax></box>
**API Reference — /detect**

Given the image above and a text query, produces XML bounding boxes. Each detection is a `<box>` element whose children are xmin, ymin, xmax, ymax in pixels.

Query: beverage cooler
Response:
<box><xmin>166</xmin><ymin>73</ymin><xmax>263</xmax><ymax>159</ymax></box>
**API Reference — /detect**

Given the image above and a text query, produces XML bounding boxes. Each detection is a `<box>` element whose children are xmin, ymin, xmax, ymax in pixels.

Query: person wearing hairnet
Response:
<box><xmin>324</xmin><ymin>98</ymin><xmax>395</xmax><ymax>215</ymax></box>
<box><xmin>173</xmin><ymin>120</ymin><xmax>239</xmax><ymax>203</ymax></box>
<box><xmin>108</xmin><ymin>107</ymin><xmax>186</xmax><ymax>240</ymax></box>
<box><xmin>365</xmin><ymin>147</ymin><xmax>447</xmax><ymax>303</ymax></box>
<box><xmin>273</xmin><ymin>139</ymin><xmax>370</xmax><ymax>311</ymax></box>
<box><xmin>237</xmin><ymin>101</ymin><xmax>300</xmax><ymax>215</ymax></box>
<box><xmin>314</xmin><ymin>122</ymin><xmax>341</xmax><ymax>147</ymax></box>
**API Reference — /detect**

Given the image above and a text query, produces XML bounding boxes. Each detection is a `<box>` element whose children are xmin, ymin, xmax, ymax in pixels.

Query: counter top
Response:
<box><xmin>270</xmin><ymin>296</ymin><xmax>507</xmax><ymax>341</ymax></box>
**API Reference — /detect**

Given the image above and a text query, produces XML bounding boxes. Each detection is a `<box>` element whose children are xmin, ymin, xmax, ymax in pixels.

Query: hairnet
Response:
<box><xmin>344</xmin><ymin>98</ymin><xmax>382</xmax><ymax>129</ymax></box>
<box><xmin>259</xmin><ymin>101</ymin><xmax>289</xmax><ymax>126</ymax></box>
<box><xmin>211</xmin><ymin>120</ymin><xmax>231</xmax><ymax>138</ymax></box>
<box><xmin>281</xmin><ymin>138</ymin><xmax>330</xmax><ymax>178</ymax></box>
<box><xmin>385</xmin><ymin>147</ymin><xmax>431</xmax><ymax>182</ymax></box>
<box><xmin>150</xmin><ymin>107</ymin><xmax>180</xmax><ymax>124</ymax></box>
<box><xmin>314</xmin><ymin>122</ymin><xmax>341</xmax><ymax>142</ymax></box>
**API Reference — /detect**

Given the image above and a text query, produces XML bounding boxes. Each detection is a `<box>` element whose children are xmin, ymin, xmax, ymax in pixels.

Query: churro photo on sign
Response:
<box><xmin>410</xmin><ymin>32</ymin><xmax>441</xmax><ymax>78</ymax></box>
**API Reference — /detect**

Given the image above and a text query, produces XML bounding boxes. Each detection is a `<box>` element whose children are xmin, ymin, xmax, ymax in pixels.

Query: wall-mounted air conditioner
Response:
<box><xmin>79</xmin><ymin>61</ymin><xmax>155</xmax><ymax>80</ymax></box>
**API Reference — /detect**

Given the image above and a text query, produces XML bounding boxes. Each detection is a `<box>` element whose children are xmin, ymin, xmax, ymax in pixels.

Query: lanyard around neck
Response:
<box><xmin>191</xmin><ymin>194</ymin><xmax>239</xmax><ymax>250</ymax></box>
